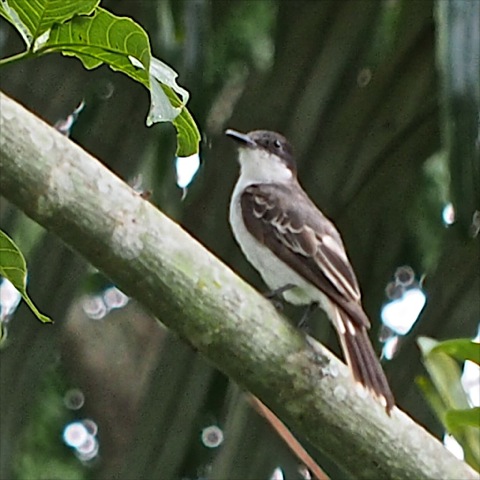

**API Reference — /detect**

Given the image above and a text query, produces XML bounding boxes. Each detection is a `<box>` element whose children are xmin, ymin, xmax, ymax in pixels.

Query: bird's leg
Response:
<box><xmin>298</xmin><ymin>302</ymin><xmax>319</xmax><ymax>330</ymax></box>
<box><xmin>264</xmin><ymin>283</ymin><xmax>296</xmax><ymax>310</ymax></box>
<box><xmin>265</xmin><ymin>283</ymin><xmax>296</xmax><ymax>298</ymax></box>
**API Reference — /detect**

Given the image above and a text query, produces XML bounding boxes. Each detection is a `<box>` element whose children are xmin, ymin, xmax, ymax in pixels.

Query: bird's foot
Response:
<box><xmin>297</xmin><ymin>302</ymin><xmax>319</xmax><ymax>331</ymax></box>
<box><xmin>264</xmin><ymin>283</ymin><xmax>296</xmax><ymax>310</ymax></box>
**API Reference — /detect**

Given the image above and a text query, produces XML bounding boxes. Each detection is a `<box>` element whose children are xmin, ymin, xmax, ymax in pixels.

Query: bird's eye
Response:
<box><xmin>273</xmin><ymin>139</ymin><xmax>281</xmax><ymax>149</ymax></box>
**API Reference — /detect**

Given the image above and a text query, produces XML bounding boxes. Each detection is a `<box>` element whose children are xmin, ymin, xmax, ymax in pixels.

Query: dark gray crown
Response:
<box><xmin>226</xmin><ymin>129</ymin><xmax>296</xmax><ymax>173</ymax></box>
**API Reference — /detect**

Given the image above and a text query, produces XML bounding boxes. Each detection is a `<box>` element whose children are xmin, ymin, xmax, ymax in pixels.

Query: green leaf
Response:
<box><xmin>446</xmin><ymin>406</ymin><xmax>480</xmax><ymax>471</ymax></box>
<box><xmin>418</xmin><ymin>336</ymin><xmax>480</xmax><ymax>470</ymax></box>
<box><xmin>431</xmin><ymin>339</ymin><xmax>480</xmax><ymax>365</ymax></box>
<box><xmin>0</xmin><ymin>230</ymin><xmax>52</xmax><ymax>323</ymax></box>
<box><xmin>415</xmin><ymin>375</ymin><xmax>448</xmax><ymax>421</ymax></box>
<box><xmin>134</xmin><ymin>56</ymin><xmax>201</xmax><ymax>157</ymax></box>
<box><xmin>417</xmin><ymin>336</ymin><xmax>471</xmax><ymax>410</ymax></box>
<box><xmin>1</xmin><ymin>0</ymin><xmax>99</xmax><ymax>48</ymax></box>
<box><xmin>163</xmin><ymin>84</ymin><xmax>200</xmax><ymax>157</ymax></box>
<box><xmin>39</xmin><ymin>7</ymin><xmax>150</xmax><ymax>87</ymax></box>
<box><xmin>172</xmin><ymin>105</ymin><xmax>201</xmax><ymax>157</ymax></box>
<box><xmin>1</xmin><ymin>3</ymin><xmax>200</xmax><ymax>156</ymax></box>
<box><xmin>145</xmin><ymin>57</ymin><xmax>189</xmax><ymax>123</ymax></box>
<box><xmin>1</xmin><ymin>1</ymin><xmax>30</xmax><ymax>46</ymax></box>
<box><xmin>445</xmin><ymin>408</ymin><xmax>480</xmax><ymax>431</ymax></box>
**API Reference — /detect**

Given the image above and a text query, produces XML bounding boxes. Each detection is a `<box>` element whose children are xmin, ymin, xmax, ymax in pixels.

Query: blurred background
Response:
<box><xmin>0</xmin><ymin>0</ymin><xmax>478</xmax><ymax>479</ymax></box>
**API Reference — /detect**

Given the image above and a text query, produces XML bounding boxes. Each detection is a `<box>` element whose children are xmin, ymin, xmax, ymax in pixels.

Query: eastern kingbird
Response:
<box><xmin>226</xmin><ymin>128</ymin><xmax>395</xmax><ymax>412</ymax></box>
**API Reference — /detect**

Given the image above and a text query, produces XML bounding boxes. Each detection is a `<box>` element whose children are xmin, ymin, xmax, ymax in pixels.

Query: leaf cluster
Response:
<box><xmin>417</xmin><ymin>337</ymin><xmax>480</xmax><ymax>471</ymax></box>
<box><xmin>0</xmin><ymin>0</ymin><xmax>200</xmax><ymax>156</ymax></box>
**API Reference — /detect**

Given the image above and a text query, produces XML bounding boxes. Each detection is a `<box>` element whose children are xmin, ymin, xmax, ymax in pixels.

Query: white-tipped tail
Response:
<box><xmin>333</xmin><ymin>307</ymin><xmax>395</xmax><ymax>413</ymax></box>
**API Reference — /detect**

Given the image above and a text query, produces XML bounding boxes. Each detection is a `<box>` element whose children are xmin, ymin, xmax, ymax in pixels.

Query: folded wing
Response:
<box><xmin>241</xmin><ymin>183</ymin><xmax>395</xmax><ymax>412</ymax></box>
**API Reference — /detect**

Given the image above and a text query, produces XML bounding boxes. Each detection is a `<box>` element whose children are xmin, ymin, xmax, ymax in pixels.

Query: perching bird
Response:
<box><xmin>226</xmin><ymin>128</ymin><xmax>395</xmax><ymax>412</ymax></box>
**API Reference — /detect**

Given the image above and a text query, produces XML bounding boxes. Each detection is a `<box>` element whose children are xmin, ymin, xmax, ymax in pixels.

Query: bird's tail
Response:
<box><xmin>332</xmin><ymin>307</ymin><xmax>395</xmax><ymax>413</ymax></box>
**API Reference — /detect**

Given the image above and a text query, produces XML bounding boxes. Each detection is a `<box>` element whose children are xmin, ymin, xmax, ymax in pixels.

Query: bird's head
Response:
<box><xmin>226</xmin><ymin>129</ymin><xmax>297</xmax><ymax>183</ymax></box>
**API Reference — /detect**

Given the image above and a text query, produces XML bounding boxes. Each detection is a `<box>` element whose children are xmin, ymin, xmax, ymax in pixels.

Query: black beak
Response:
<box><xmin>225</xmin><ymin>129</ymin><xmax>256</xmax><ymax>147</ymax></box>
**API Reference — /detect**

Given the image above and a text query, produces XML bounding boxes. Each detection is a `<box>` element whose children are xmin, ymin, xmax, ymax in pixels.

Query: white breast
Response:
<box><xmin>229</xmin><ymin>178</ymin><xmax>334</xmax><ymax>315</ymax></box>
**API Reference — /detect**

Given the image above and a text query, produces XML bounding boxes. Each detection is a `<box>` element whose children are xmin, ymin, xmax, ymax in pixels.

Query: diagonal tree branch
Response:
<box><xmin>0</xmin><ymin>92</ymin><xmax>476</xmax><ymax>480</ymax></box>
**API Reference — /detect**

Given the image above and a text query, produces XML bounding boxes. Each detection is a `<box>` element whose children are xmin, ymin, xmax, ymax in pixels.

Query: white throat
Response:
<box><xmin>236</xmin><ymin>147</ymin><xmax>293</xmax><ymax>187</ymax></box>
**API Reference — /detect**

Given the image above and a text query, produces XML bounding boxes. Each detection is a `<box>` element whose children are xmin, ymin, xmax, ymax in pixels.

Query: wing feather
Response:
<box><xmin>241</xmin><ymin>183</ymin><xmax>369</xmax><ymax>328</ymax></box>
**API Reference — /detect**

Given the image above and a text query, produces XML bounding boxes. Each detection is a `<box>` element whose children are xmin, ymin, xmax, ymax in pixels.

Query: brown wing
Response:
<box><xmin>241</xmin><ymin>183</ymin><xmax>370</xmax><ymax>328</ymax></box>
